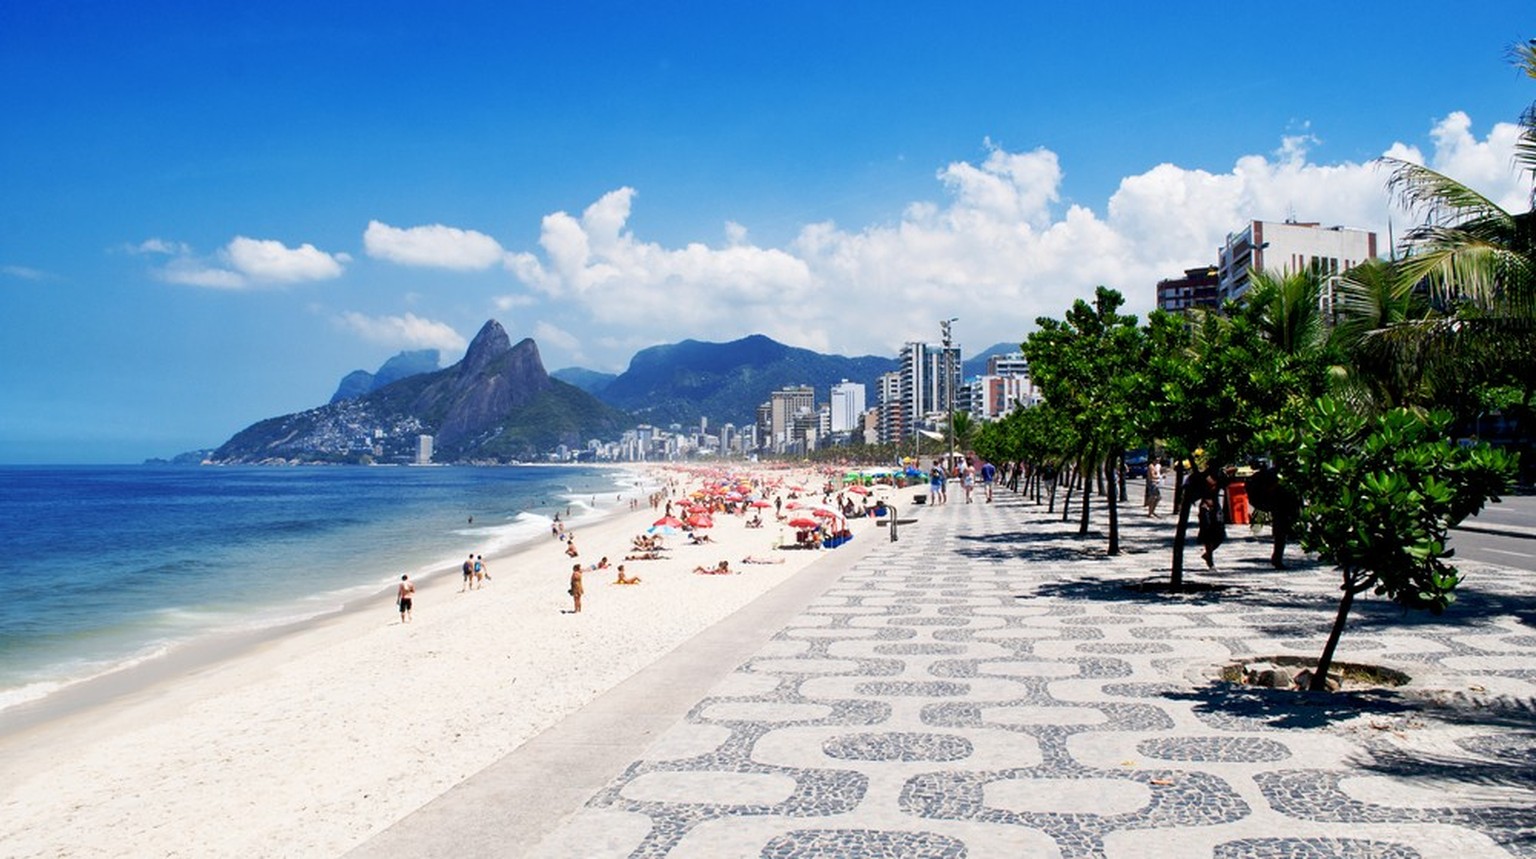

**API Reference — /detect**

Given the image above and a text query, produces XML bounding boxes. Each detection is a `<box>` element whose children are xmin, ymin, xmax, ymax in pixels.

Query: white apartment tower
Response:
<box><xmin>1218</xmin><ymin>219</ymin><xmax>1378</xmax><ymax>303</ymax></box>
<box><xmin>829</xmin><ymin>380</ymin><xmax>866</xmax><ymax>434</ymax></box>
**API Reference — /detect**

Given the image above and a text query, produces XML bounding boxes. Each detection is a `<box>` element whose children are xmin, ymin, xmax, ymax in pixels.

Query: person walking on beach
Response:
<box><xmin>396</xmin><ymin>574</ymin><xmax>415</xmax><ymax>623</ymax></box>
<box><xmin>474</xmin><ymin>554</ymin><xmax>489</xmax><ymax>586</ymax></box>
<box><xmin>568</xmin><ymin>563</ymin><xmax>585</xmax><ymax>613</ymax></box>
<box><xmin>461</xmin><ymin>554</ymin><xmax>475</xmax><ymax>592</ymax></box>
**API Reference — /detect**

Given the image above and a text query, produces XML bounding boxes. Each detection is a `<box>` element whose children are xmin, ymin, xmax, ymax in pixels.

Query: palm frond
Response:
<box><xmin>1381</xmin><ymin>157</ymin><xmax>1506</xmax><ymax>227</ymax></box>
<box><xmin>1399</xmin><ymin>238</ymin><xmax>1536</xmax><ymax>316</ymax></box>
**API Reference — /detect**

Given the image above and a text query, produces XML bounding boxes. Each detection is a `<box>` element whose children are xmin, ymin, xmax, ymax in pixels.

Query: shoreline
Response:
<box><xmin>0</xmin><ymin>462</ymin><xmax>649</xmax><ymax>721</ymax></box>
<box><xmin>0</xmin><ymin>462</ymin><xmax>878</xmax><ymax>857</ymax></box>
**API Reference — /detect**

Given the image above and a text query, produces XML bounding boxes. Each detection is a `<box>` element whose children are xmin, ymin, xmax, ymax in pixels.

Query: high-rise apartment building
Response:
<box><xmin>829</xmin><ymin>380</ymin><xmax>866</xmax><ymax>434</ymax></box>
<box><xmin>769</xmin><ymin>385</ymin><xmax>815</xmax><ymax>453</ymax></box>
<box><xmin>897</xmin><ymin>341</ymin><xmax>961</xmax><ymax>439</ymax></box>
<box><xmin>1217</xmin><ymin>219</ymin><xmax>1378</xmax><ymax>303</ymax></box>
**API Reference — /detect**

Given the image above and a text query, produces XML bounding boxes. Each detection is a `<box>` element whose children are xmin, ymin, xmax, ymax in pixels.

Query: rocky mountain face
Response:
<box><xmin>210</xmin><ymin>320</ymin><xmax>629</xmax><ymax>464</ymax></box>
<box><xmin>329</xmin><ymin>349</ymin><xmax>441</xmax><ymax>403</ymax></box>
<box><xmin>595</xmin><ymin>334</ymin><xmax>898</xmax><ymax>427</ymax></box>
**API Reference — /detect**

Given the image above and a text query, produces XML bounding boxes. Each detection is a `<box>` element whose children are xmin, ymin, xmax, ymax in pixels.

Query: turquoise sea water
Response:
<box><xmin>0</xmin><ymin>464</ymin><xmax>643</xmax><ymax>711</ymax></box>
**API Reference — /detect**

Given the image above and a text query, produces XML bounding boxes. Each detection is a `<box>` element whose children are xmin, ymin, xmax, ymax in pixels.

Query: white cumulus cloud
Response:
<box><xmin>336</xmin><ymin>312</ymin><xmax>467</xmax><ymax>352</ymax></box>
<box><xmin>225</xmin><ymin>237</ymin><xmax>349</xmax><ymax>283</ymax></box>
<box><xmin>363</xmin><ymin>220</ymin><xmax>507</xmax><ymax>270</ymax></box>
<box><xmin>145</xmin><ymin>236</ymin><xmax>348</xmax><ymax>288</ymax></box>
<box><xmin>500</xmin><ymin>112</ymin><xmax>1524</xmax><ymax>362</ymax></box>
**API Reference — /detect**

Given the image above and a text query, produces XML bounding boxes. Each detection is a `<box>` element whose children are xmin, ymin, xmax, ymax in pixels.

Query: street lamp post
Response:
<box><xmin>941</xmin><ymin>318</ymin><xmax>957</xmax><ymax>472</ymax></box>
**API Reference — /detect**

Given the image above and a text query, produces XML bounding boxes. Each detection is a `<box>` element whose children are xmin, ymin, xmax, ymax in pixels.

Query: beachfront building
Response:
<box><xmin>829</xmin><ymin>380</ymin><xmax>866</xmax><ymax>434</ymax></box>
<box><xmin>894</xmin><ymin>341</ymin><xmax>961</xmax><ymax>443</ymax></box>
<box><xmin>876</xmin><ymin>371</ymin><xmax>905</xmax><ymax>445</ymax></box>
<box><xmin>861</xmin><ymin>408</ymin><xmax>881</xmax><ymax>445</ymax></box>
<box><xmin>968</xmin><ymin>375</ymin><xmax>1040</xmax><ymax>420</ymax></box>
<box><xmin>1217</xmin><ymin>219</ymin><xmax>1378</xmax><ymax>304</ymax></box>
<box><xmin>767</xmin><ymin>385</ymin><xmax>815</xmax><ymax>454</ymax></box>
<box><xmin>1156</xmin><ymin>266</ymin><xmax>1220</xmax><ymax>312</ymax></box>
<box><xmin>415</xmin><ymin>434</ymin><xmax>433</xmax><ymax>465</ymax></box>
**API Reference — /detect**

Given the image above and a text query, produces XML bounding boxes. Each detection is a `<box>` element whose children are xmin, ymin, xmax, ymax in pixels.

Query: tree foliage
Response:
<box><xmin>1260</xmin><ymin>398</ymin><xmax>1515</xmax><ymax>688</ymax></box>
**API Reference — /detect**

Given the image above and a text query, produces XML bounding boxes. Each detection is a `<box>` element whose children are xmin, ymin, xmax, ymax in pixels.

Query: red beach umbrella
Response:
<box><xmin>787</xmin><ymin>517</ymin><xmax>819</xmax><ymax>529</ymax></box>
<box><xmin>653</xmin><ymin>516</ymin><xmax>685</xmax><ymax>528</ymax></box>
<box><xmin>749</xmin><ymin>500</ymin><xmax>772</xmax><ymax>508</ymax></box>
<box><xmin>687</xmin><ymin>513</ymin><xmax>714</xmax><ymax>528</ymax></box>
<box><xmin>811</xmin><ymin>508</ymin><xmax>839</xmax><ymax>519</ymax></box>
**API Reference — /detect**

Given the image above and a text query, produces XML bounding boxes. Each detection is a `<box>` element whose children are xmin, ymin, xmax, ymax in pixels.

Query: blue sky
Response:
<box><xmin>1</xmin><ymin>1</ymin><xmax>1531</xmax><ymax>463</ymax></box>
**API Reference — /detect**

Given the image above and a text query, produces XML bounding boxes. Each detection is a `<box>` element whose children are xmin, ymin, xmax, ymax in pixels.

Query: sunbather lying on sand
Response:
<box><xmin>740</xmin><ymin>555</ymin><xmax>785</xmax><ymax>565</ymax></box>
<box><xmin>692</xmin><ymin>560</ymin><xmax>732</xmax><ymax>575</ymax></box>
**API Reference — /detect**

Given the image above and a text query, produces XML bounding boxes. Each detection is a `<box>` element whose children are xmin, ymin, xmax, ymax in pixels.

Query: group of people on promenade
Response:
<box><xmin>928</xmin><ymin>457</ymin><xmax>998</xmax><ymax>505</ymax></box>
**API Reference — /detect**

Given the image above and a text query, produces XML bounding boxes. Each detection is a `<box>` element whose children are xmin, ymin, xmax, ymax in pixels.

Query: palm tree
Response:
<box><xmin>1371</xmin><ymin>41</ymin><xmax>1536</xmax><ymax>430</ymax></box>
<box><xmin>1330</xmin><ymin>258</ymin><xmax>1430</xmax><ymax>412</ymax></box>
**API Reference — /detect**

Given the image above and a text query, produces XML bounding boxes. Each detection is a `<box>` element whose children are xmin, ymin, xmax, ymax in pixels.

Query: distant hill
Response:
<box><xmin>596</xmin><ymin>334</ymin><xmax>897</xmax><ymax>427</ymax></box>
<box><xmin>551</xmin><ymin>366</ymin><xmax>618</xmax><ymax>396</ymax></box>
<box><xmin>211</xmin><ymin>321</ymin><xmax>629</xmax><ymax>464</ymax></box>
<box><xmin>330</xmin><ymin>349</ymin><xmax>441</xmax><ymax>403</ymax></box>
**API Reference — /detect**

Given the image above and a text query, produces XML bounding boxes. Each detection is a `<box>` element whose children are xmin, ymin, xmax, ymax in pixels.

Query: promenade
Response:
<box><xmin>354</xmin><ymin>486</ymin><xmax>1536</xmax><ymax>858</ymax></box>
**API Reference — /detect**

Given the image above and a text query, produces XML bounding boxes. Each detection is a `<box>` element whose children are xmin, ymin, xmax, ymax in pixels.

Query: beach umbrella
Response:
<box><xmin>687</xmin><ymin>513</ymin><xmax>713</xmax><ymax>528</ymax></box>
<box><xmin>811</xmin><ymin>508</ymin><xmax>839</xmax><ymax>519</ymax></box>
<box><xmin>784</xmin><ymin>501</ymin><xmax>803</xmax><ymax>510</ymax></box>
<box><xmin>648</xmin><ymin>524</ymin><xmax>680</xmax><ymax>536</ymax></box>
<box><xmin>846</xmin><ymin>485</ymin><xmax>870</xmax><ymax>495</ymax></box>
<box><xmin>749</xmin><ymin>500</ymin><xmax>772</xmax><ymax>508</ymax></box>
<box><xmin>653</xmin><ymin>515</ymin><xmax>685</xmax><ymax>528</ymax></box>
<box><xmin>787</xmin><ymin>517</ymin><xmax>819</xmax><ymax>529</ymax></box>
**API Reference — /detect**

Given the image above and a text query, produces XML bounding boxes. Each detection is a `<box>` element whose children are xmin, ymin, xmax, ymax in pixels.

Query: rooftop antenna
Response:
<box><xmin>1284</xmin><ymin>204</ymin><xmax>1298</xmax><ymax>224</ymax></box>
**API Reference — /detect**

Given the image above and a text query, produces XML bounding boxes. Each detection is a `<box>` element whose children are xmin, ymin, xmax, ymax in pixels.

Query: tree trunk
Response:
<box><xmin>1312</xmin><ymin>574</ymin><xmax>1360</xmax><ymax>691</ymax></box>
<box><xmin>1060</xmin><ymin>465</ymin><xmax>1074</xmax><ymax>520</ymax></box>
<box><xmin>1078</xmin><ymin>454</ymin><xmax>1092</xmax><ymax>536</ymax></box>
<box><xmin>1106</xmin><ymin>457</ymin><xmax>1120</xmax><ymax>555</ymax></box>
<box><xmin>1170</xmin><ymin>463</ymin><xmax>1191</xmax><ymax>590</ymax></box>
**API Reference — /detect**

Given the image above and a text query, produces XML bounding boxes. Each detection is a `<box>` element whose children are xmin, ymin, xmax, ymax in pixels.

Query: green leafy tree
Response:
<box><xmin>1023</xmin><ymin>287</ymin><xmax>1145</xmax><ymax>553</ymax></box>
<box><xmin>1261</xmin><ymin>398</ymin><xmax>1516</xmax><ymax>689</ymax></box>
<box><xmin>1140</xmin><ymin>292</ymin><xmax>1333</xmax><ymax>586</ymax></box>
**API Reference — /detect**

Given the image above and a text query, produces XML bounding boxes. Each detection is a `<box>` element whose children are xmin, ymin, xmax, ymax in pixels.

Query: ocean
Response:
<box><xmin>0</xmin><ymin>463</ymin><xmax>647</xmax><ymax>713</ymax></box>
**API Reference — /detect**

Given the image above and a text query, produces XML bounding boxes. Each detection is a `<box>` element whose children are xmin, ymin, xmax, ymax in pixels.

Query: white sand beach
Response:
<box><xmin>0</xmin><ymin>464</ymin><xmax>882</xmax><ymax>858</ymax></box>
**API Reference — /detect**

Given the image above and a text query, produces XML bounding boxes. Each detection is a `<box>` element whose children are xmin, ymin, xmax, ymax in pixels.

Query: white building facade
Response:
<box><xmin>1218</xmin><ymin>219</ymin><xmax>1378</xmax><ymax>303</ymax></box>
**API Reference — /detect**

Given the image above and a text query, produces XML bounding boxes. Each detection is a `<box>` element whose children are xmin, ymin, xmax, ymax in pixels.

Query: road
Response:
<box><xmin>1451</xmin><ymin>492</ymin><xmax>1536</xmax><ymax>572</ymax></box>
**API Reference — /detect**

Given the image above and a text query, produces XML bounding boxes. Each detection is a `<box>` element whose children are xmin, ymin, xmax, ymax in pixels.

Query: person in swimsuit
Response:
<box><xmin>461</xmin><ymin>554</ymin><xmax>475</xmax><ymax>592</ymax></box>
<box><xmin>569</xmin><ymin>563</ymin><xmax>585</xmax><ymax>613</ymax></box>
<box><xmin>613</xmin><ymin>564</ymin><xmax>641</xmax><ymax>584</ymax></box>
<box><xmin>396</xmin><ymin>574</ymin><xmax>415</xmax><ymax>623</ymax></box>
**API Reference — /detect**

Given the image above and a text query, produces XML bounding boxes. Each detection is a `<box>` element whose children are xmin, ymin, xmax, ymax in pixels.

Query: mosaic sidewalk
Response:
<box><xmin>523</xmin><ymin>490</ymin><xmax>1536</xmax><ymax>859</ymax></box>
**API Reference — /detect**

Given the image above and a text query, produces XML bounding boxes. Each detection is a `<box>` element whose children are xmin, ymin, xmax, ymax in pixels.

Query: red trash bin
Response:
<box><xmin>1227</xmin><ymin>481</ymin><xmax>1249</xmax><ymax>525</ymax></box>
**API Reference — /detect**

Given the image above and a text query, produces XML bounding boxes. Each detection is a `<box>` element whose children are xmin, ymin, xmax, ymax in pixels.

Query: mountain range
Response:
<box><xmin>205</xmin><ymin>325</ymin><xmax>1023</xmax><ymax>463</ymax></box>
<box><xmin>551</xmin><ymin>338</ymin><xmax>1021</xmax><ymax>427</ymax></box>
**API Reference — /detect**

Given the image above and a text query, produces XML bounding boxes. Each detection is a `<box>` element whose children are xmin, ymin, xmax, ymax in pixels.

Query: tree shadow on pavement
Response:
<box><xmin>1026</xmin><ymin>575</ymin><xmax>1235</xmax><ymax>605</ymax></box>
<box><xmin>1165</xmin><ymin>682</ymin><xmax>1417</xmax><ymax>731</ymax></box>
<box><xmin>952</xmin><ymin>530</ymin><xmax>1110</xmax><ymax>565</ymax></box>
<box><xmin>1347</xmin><ymin>727</ymin><xmax>1536</xmax><ymax>851</ymax></box>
